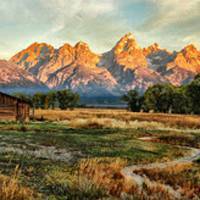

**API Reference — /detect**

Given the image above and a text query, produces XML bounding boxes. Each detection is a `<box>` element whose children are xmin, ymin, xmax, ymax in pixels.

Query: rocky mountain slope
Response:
<box><xmin>100</xmin><ymin>33</ymin><xmax>166</xmax><ymax>93</ymax></box>
<box><xmin>45</xmin><ymin>42</ymin><xmax>118</xmax><ymax>96</ymax></box>
<box><xmin>144</xmin><ymin>43</ymin><xmax>196</xmax><ymax>86</ymax></box>
<box><xmin>0</xmin><ymin>60</ymin><xmax>47</xmax><ymax>93</ymax></box>
<box><xmin>9</xmin><ymin>33</ymin><xmax>200</xmax><ymax>95</ymax></box>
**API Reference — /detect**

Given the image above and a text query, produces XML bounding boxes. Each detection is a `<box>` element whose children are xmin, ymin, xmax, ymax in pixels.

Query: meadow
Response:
<box><xmin>0</xmin><ymin>109</ymin><xmax>199</xmax><ymax>199</ymax></box>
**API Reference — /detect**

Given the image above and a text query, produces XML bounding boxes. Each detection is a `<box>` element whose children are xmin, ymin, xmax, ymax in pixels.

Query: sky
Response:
<box><xmin>0</xmin><ymin>0</ymin><xmax>199</xmax><ymax>59</ymax></box>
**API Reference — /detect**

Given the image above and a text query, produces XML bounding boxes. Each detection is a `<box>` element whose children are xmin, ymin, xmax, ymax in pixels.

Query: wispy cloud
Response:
<box><xmin>139</xmin><ymin>0</ymin><xmax>199</xmax><ymax>29</ymax></box>
<box><xmin>138</xmin><ymin>0</ymin><xmax>200</xmax><ymax>49</ymax></box>
<box><xmin>38</xmin><ymin>0</ymin><xmax>129</xmax><ymax>52</ymax></box>
<box><xmin>0</xmin><ymin>0</ymin><xmax>199</xmax><ymax>59</ymax></box>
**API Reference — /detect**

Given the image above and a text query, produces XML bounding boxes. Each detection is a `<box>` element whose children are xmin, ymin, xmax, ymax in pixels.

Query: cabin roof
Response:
<box><xmin>0</xmin><ymin>91</ymin><xmax>31</xmax><ymax>105</ymax></box>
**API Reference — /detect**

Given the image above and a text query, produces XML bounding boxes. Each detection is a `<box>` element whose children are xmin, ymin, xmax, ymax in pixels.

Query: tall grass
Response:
<box><xmin>78</xmin><ymin>158</ymin><xmax>189</xmax><ymax>199</ymax></box>
<box><xmin>0</xmin><ymin>166</ymin><xmax>36</xmax><ymax>200</ymax></box>
<box><xmin>79</xmin><ymin>158</ymin><xmax>128</xmax><ymax>197</ymax></box>
<box><xmin>35</xmin><ymin>109</ymin><xmax>200</xmax><ymax>129</ymax></box>
<box><xmin>68</xmin><ymin>118</ymin><xmax>165</xmax><ymax>129</ymax></box>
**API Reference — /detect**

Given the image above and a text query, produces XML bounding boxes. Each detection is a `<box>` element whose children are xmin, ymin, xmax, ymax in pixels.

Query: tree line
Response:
<box><xmin>122</xmin><ymin>74</ymin><xmax>200</xmax><ymax>114</ymax></box>
<box><xmin>13</xmin><ymin>89</ymin><xmax>80</xmax><ymax>110</ymax></box>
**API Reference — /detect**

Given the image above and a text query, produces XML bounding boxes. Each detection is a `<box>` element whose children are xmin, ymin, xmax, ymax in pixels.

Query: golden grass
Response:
<box><xmin>35</xmin><ymin>108</ymin><xmax>200</xmax><ymax>129</ymax></box>
<box><xmin>135</xmin><ymin>162</ymin><xmax>192</xmax><ymax>176</ymax></box>
<box><xmin>134</xmin><ymin>163</ymin><xmax>200</xmax><ymax>199</ymax></box>
<box><xmin>45</xmin><ymin>164</ymin><xmax>108</xmax><ymax>199</ymax></box>
<box><xmin>68</xmin><ymin>117</ymin><xmax>165</xmax><ymax>129</ymax></box>
<box><xmin>78</xmin><ymin>158</ymin><xmax>189</xmax><ymax>199</ymax></box>
<box><xmin>79</xmin><ymin>158</ymin><xmax>200</xmax><ymax>199</ymax></box>
<box><xmin>0</xmin><ymin>167</ymin><xmax>36</xmax><ymax>200</ymax></box>
<box><xmin>79</xmin><ymin>158</ymin><xmax>128</xmax><ymax>197</ymax></box>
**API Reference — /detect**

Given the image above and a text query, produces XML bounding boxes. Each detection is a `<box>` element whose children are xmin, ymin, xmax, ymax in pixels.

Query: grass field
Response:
<box><xmin>0</xmin><ymin>109</ymin><xmax>199</xmax><ymax>199</ymax></box>
<box><xmin>35</xmin><ymin>108</ymin><xmax>200</xmax><ymax>129</ymax></box>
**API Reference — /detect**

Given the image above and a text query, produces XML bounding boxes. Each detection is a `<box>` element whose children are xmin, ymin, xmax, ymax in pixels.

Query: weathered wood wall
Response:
<box><xmin>0</xmin><ymin>92</ymin><xmax>30</xmax><ymax>121</ymax></box>
<box><xmin>16</xmin><ymin>102</ymin><xmax>30</xmax><ymax>121</ymax></box>
<box><xmin>0</xmin><ymin>105</ymin><xmax>16</xmax><ymax>120</ymax></box>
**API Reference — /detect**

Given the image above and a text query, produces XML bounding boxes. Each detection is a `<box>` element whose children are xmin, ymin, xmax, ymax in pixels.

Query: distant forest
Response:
<box><xmin>13</xmin><ymin>74</ymin><xmax>200</xmax><ymax>114</ymax></box>
<box><xmin>123</xmin><ymin>74</ymin><xmax>200</xmax><ymax>114</ymax></box>
<box><xmin>13</xmin><ymin>90</ymin><xmax>80</xmax><ymax>110</ymax></box>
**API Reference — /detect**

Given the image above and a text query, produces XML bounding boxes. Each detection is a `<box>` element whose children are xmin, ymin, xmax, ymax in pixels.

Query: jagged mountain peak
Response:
<box><xmin>114</xmin><ymin>33</ymin><xmax>140</xmax><ymax>54</ymax></box>
<box><xmin>151</xmin><ymin>42</ymin><xmax>160</xmax><ymax>48</ymax></box>
<box><xmin>11</xmin><ymin>42</ymin><xmax>54</xmax><ymax>61</ymax></box>
<box><xmin>73</xmin><ymin>41</ymin><xmax>99</xmax><ymax>68</ymax></box>
<box><xmin>24</xmin><ymin>42</ymin><xmax>55</xmax><ymax>55</ymax></box>
<box><xmin>74</xmin><ymin>41</ymin><xmax>91</xmax><ymax>54</ymax></box>
<box><xmin>121</xmin><ymin>32</ymin><xmax>136</xmax><ymax>40</ymax></box>
<box><xmin>165</xmin><ymin>44</ymin><xmax>200</xmax><ymax>75</ymax></box>
<box><xmin>28</xmin><ymin>41</ymin><xmax>53</xmax><ymax>47</ymax></box>
<box><xmin>57</xmin><ymin>43</ymin><xmax>74</xmax><ymax>58</ymax></box>
<box><xmin>75</xmin><ymin>41</ymin><xmax>89</xmax><ymax>48</ymax></box>
<box><xmin>59</xmin><ymin>43</ymin><xmax>73</xmax><ymax>50</ymax></box>
<box><xmin>8</xmin><ymin>35</ymin><xmax>200</xmax><ymax>95</ymax></box>
<box><xmin>182</xmin><ymin>44</ymin><xmax>198</xmax><ymax>52</ymax></box>
<box><xmin>112</xmin><ymin>33</ymin><xmax>147</xmax><ymax>69</ymax></box>
<box><xmin>9</xmin><ymin>42</ymin><xmax>55</xmax><ymax>76</ymax></box>
<box><xmin>143</xmin><ymin>43</ymin><xmax>161</xmax><ymax>56</ymax></box>
<box><xmin>175</xmin><ymin>44</ymin><xmax>200</xmax><ymax>73</ymax></box>
<box><xmin>148</xmin><ymin>43</ymin><xmax>160</xmax><ymax>50</ymax></box>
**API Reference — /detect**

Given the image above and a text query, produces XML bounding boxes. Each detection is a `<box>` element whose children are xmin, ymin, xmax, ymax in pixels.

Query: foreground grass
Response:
<box><xmin>0</xmin><ymin>109</ymin><xmax>199</xmax><ymax>199</ymax></box>
<box><xmin>0</xmin><ymin>166</ymin><xmax>36</xmax><ymax>200</ymax></box>
<box><xmin>0</xmin><ymin>121</ymin><xmax>187</xmax><ymax>164</ymax></box>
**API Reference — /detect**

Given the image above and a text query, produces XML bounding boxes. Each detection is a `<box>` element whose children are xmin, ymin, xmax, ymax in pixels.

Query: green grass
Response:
<box><xmin>0</xmin><ymin>122</ymin><xmax>187</xmax><ymax>162</ymax></box>
<box><xmin>0</xmin><ymin>121</ymin><xmax>198</xmax><ymax>199</ymax></box>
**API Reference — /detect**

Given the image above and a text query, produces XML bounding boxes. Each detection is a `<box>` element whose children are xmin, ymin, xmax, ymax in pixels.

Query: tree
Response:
<box><xmin>186</xmin><ymin>76</ymin><xmax>200</xmax><ymax>114</ymax></box>
<box><xmin>32</xmin><ymin>93</ymin><xmax>41</xmax><ymax>109</ymax></box>
<box><xmin>32</xmin><ymin>93</ymin><xmax>47</xmax><ymax>109</ymax></box>
<box><xmin>57</xmin><ymin>90</ymin><xmax>79</xmax><ymax>110</ymax></box>
<box><xmin>46</xmin><ymin>91</ymin><xmax>57</xmax><ymax>109</ymax></box>
<box><xmin>143</xmin><ymin>84</ymin><xmax>175</xmax><ymax>113</ymax></box>
<box><xmin>171</xmin><ymin>88</ymin><xmax>191</xmax><ymax>114</ymax></box>
<box><xmin>122</xmin><ymin>90</ymin><xmax>142</xmax><ymax>112</ymax></box>
<box><xmin>194</xmin><ymin>73</ymin><xmax>200</xmax><ymax>80</ymax></box>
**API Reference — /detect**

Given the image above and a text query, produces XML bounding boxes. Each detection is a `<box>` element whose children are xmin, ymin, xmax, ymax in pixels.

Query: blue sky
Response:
<box><xmin>0</xmin><ymin>0</ymin><xmax>199</xmax><ymax>58</ymax></box>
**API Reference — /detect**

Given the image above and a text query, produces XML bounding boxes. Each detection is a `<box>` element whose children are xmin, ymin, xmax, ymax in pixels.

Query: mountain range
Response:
<box><xmin>1</xmin><ymin>33</ymin><xmax>200</xmax><ymax>96</ymax></box>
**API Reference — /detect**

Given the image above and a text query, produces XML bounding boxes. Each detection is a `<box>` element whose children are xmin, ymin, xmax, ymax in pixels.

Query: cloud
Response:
<box><xmin>137</xmin><ymin>0</ymin><xmax>200</xmax><ymax>50</ymax></box>
<box><xmin>35</xmin><ymin>0</ymin><xmax>130</xmax><ymax>52</ymax></box>
<box><xmin>0</xmin><ymin>0</ymin><xmax>130</xmax><ymax>55</ymax></box>
<box><xmin>0</xmin><ymin>0</ymin><xmax>199</xmax><ymax>59</ymax></box>
<box><xmin>140</xmin><ymin>0</ymin><xmax>200</xmax><ymax>30</ymax></box>
<box><xmin>39</xmin><ymin>0</ymin><xmax>117</xmax><ymax>34</ymax></box>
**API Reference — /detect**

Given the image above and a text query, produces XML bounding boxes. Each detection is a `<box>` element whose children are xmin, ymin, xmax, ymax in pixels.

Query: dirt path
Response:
<box><xmin>121</xmin><ymin>138</ymin><xmax>200</xmax><ymax>199</ymax></box>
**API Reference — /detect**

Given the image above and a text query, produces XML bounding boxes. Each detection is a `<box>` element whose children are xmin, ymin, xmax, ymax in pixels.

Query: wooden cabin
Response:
<box><xmin>0</xmin><ymin>92</ymin><xmax>30</xmax><ymax>121</ymax></box>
